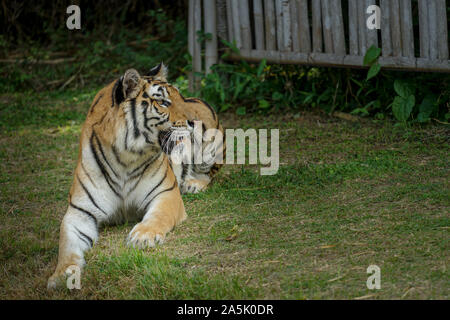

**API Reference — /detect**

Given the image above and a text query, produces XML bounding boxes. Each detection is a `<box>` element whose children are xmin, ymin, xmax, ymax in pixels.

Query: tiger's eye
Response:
<box><xmin>141</xmin><ymin>101</ymin><xmax>149</xmax><ymax>107</ymax></box>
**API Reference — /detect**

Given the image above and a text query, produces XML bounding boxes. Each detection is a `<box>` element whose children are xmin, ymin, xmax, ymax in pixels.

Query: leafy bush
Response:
<box><xmin>195</xmin><ymin>42</ymin><xmax>449</xmax><ymax>124</ymax></box>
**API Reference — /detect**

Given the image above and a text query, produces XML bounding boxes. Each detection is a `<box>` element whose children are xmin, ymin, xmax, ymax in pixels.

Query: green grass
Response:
<box><xmin>0</xmin><ymin>89</ymin><xmax>448</xmax><ymax>299</ymax></box>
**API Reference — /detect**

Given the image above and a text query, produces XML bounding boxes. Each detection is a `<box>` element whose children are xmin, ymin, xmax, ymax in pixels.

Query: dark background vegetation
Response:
<box><xmin>1</xmin><ymin>0</ymin><xmax>449</xmax><ymax>125</ymax></box>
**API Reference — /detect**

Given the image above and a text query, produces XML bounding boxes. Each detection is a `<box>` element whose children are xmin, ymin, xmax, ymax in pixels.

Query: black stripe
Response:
<box><xmin>89</xmin><ymin>133</ymin><xmax>122</xmax><ymax>199</ymax></box>
<box><xmin>111</xmin><ymin>145</ymin><xmax>126</xmax><ymax>167</ymax></box>
<box><xmin>185</xmin><ymin>98</ymin><xmax>217</xmax><ymax>121</ymax></box>
<box><xmin>128</xmin><ymin>151</ymin><xmax>162</xmax><ymax>177</ymax></box>
<box><xmin>69</xmin><ymin>202</ymin><xmax>98</xmax><ymax>225</ymax></box>
<box><xmin>143</xmin><ymin>180</ymin><xmax>177</xmax><ymax>212</ymax></box>
<box><xmin>130</xmin><ymin>99</ymin><xmax>140</xmax><ymax>138</ymax></box>
<box><xmin>142</xmin><ymin>131</ymin><xmax>154</xmax><ymax>145</ymax></box>
<box><xmin>76</xmin><ymin>174</ymin><xmax>108</xmax><ymax>216</ymax></box>
<box><xmin>81</xmin><ymin>161</ymin><xmax>97</xmax><ymax>188</ymax></box>
<box><xmin>141</xmin><ymin>164</ymin><xmax>168</xmax><ymax>209</ymax></box>
<box><xmin>151</xmin><ymin>118</ymin><xmax>168</xmax><ymax>127</ymax></box>
<box><xmin>93</xmin><ymin>132</ymin><xmax>120</xmax><ymax>179</ymax></box>
<box><xmin>181</xmin><ymin>163</ymin><xmax>189</xmax><ymax>180</ymax></box>
<box><xmin>129</xmin><ymin>153</ymin><xmax>165</xmax><ymax>194</ymax></box>
<box><xmin>90</xmin><ymin>94</ymin><xmax>104</xmax><ymax>114</ymax></box>
<box><xmin>74</xmin><ymin>226</ymin><xmax>93</xmax><ymax>248</ymax></box>
<box><xmin>124</xmin><ymin>119</ymin><xmax>129</xmax><ymax>151</ymax></box>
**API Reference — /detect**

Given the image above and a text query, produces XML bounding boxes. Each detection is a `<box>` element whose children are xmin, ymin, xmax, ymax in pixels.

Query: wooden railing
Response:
<box><xmin>188</xmin><ymin>0</ymin><xmax>449</xmax><ymax>88</ymax></box>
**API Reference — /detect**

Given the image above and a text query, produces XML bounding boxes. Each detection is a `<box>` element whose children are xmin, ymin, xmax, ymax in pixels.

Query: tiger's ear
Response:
<box><xmin>114</xmin><ymin>68</ymin><xmax>141</xmax><ymax>105</ymax></box>
<box><xmin>147</xmin><ymin>62</ymin><xmax>168</xmax><ymax>82</ymax></box>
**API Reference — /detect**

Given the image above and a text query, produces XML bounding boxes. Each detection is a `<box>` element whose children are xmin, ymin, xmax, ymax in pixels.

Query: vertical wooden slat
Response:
<box><xmin>253</xmin><ymin>0</ymin><xmax>265</xmax><ymax>50</ymax></box>
<box><xmin>290</xmin><ymin>0</ymin><xmax>300</xmax><ymax>52</ymax></box>
<box><xmin>330</xmin><ymin>0</ymin><xmax>346</xmax><ymax>55</ymax></box>
<box><xmin>264</xmin><ymin>0</ymin><xmax>276</xmax><ymax>50</ymax></box>
<box><xmin>275</xmin><ymin>0</ymin><xmax>283</xmax><ymax>50</ymax></box>
<box><xmin>226</xmin><ymin>0</ymin><xmax>234</xmax><ymax>42</ymax></box>
<box><xmin>428</xmin><ymin>0</ymin><xmax>438</xmax><ymax>60</ymax></box>
<box><xmin>216</xmin><ymin>0</ymin><xmax>228</xmax><ymax>42</ymax></box>
<box><xmin>348</xmin><ymin>0</ymin><xmax>358</xmax><ymax>55</ymax></box>
<box><xmin>281</xmin><ymin>0</ymin><xmax>292</xmax><ymax>51</ymax></box>
<box><xmin>230</xmin><ymin>0</ymin><xmax>242</xmax><ymax>48</ymax></box>
<box><xmin>297</xmin><ymin>0</ymin><xmax>311</xmax><ymax>53</ymax></box>
<box><xmin>399</xmin><ymin>0</ymin><xmax>414</xmax><ymax>57</ymax></box>
<box><xmin>188</xmin><ymin>0</ymin><xmax>195</xmax><ymax>91</ymax></box>
<box><xmin>321</xmin><ymin>0</ymin><xmax>333</xmax><ymax>53</ymax></box>
<box><xmin>436</xmin><ymin>0</ymin><xmax>449</xmax><ymax>60</ymax></box>
<box><xmin>193</xmin><ymin>0</ymin><xmax>202</xmax><ymax>87</ymax></box>
<box><xmin>239</xmin><ymin>0</ymin><xmax>252</xmax><ymax>50</ymax></box>
<box><xmin>357</xmin><ymin>0</ymin><xmax>367</xmax><ymax>55</ymax></box>
<box><xmin>311</xmin><ymin>0</ymin><xmax>323</xmax><ymax>53</ymax></box>
<box><xmin>418</xmin><ymin>0</ymin><xmax>429</xmax><ymax>58</ymax></box>
<box><xmin>365</xmin><ymin>0</ymin><xmax>378</xmax><ymax>49</ymax></box>
<box><xmin>380</xmin><ymin>0</ymin><xmax>392</xmax><ymax>57</ymax></box>
<box><xmin>390</xmin><ymin>0</ymin><xmax>402</xmax><ymax>57</ymax></box>
<box><xmin>188</xmin><ymin>0</ymin><xmax>195</xmax><ymax>58</ymax></box>
<box><xmin>204</xmin><ymin>0</ymin><xmax>217</xmax><ymax>74</ymax></box>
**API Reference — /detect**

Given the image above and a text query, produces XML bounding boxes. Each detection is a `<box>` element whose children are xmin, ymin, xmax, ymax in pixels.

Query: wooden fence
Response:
<box><xmin>188</xmin><ymin>0</ymin><xmax>450</xmax><ymax>88</ymax></box>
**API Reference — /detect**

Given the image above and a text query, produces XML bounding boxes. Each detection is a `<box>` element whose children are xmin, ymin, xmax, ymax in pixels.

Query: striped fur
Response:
<box><xmin>48</xmin><ymin>68</ymin><xmax>190</xmax><ymax>289</ymax></box>
<box><xmin>143</xmin><ymin>78</ymin><xmax>226</xmax><ymax>194</ymax></box>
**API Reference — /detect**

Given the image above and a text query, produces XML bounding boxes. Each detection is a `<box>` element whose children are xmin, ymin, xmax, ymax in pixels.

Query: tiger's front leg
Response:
<box><xmin>127</xmin><ymin>182</ymin><xmax>186</xmax><ymax>248</ymax></box>
<box><xmin>47</xmin><ymin>204</ymin><xmax>99</xmax><ymax>289</ymax></box>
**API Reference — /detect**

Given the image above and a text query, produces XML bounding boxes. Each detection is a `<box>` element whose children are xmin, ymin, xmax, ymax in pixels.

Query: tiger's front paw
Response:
<box><xmin>181</xmin><ymin>179</ymin><xmax>209</xmax><ymax>194</ymax></box>
<box><xmin>47</xmin><ymin>263</ymin><xmax>82</xmax><ymax>290</ymax></box>
<box><xmin>126</xmin><ymin>221</ymin><xmax>166</xmax><ymax>249</ymax></box>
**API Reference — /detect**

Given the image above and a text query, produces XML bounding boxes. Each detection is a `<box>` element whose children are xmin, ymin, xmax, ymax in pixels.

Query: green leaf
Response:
<box><xmin>417</xmin><ymin>95</ymin><xmax>437</xmax><ymax>123</ymax></box>
<box><xmin>363</xmin><ymin>46</ymin><xmax>381</xmax><ymax>66</ymax></box>
<box><xmin>392</xmin><ymin>95</ymin><xmax>415</xmax><ymax>122</ymax></box>
<box><xmin>256</xmin><ymin>59</ymin><xmax>266</xmax><ymax>77</ymax></box>
<box><xmin>272</xmin><ymin>91</ymin><xmax>284</xmax><ymax>101</ymax></box>
<box><xmin>236</xmin><ymin>106</ymin><xmax>246</xmax><ymax>116</ymax></box>
<box><xmin>258</xmin><ymin>99</ymin><xmax>270</xmax><ymax>109</ymax></box>
<box><xmin>394</xmin><ymin>80</ymin><xmax>413</xmax><ymax>98</ymax></box>
<box><xmin>366</xmin><ymin>63</ymin><xmax>381</xmax><ymax>80</ymax></box>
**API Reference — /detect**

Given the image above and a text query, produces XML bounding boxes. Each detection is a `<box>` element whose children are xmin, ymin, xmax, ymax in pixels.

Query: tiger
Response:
<box><xmin>47</xmin><ymin>66</ymin><xmax>197</xmax><ymax>289</ymax></box>
<box><xmin>144</xmin><ymin>63</ymin><xmax>226</xmax><ymax>194</ymax></box>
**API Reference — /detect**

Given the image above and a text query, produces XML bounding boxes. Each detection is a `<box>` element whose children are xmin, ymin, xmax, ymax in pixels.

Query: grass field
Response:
<box><xmin>0</xmin><ymin>88</ymin><xmax>448</xmax><ymax>299</ymax></box>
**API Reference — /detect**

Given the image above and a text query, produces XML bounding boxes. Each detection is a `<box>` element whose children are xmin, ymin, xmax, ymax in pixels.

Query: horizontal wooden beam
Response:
<box><xmin>226</xmin><ymin>49</ymin><xmax>450</xmax><ymax>73</ymax></box>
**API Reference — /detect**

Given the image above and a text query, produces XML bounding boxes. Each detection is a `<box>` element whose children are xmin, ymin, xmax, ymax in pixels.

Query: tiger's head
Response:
<box><xmin>110</xmin><ymin>65</ymin><xmax>192</xmax><ymax>152</ymax></box>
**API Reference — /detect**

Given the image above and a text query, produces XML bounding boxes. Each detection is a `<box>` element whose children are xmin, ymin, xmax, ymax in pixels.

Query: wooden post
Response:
<box><xmin>264</xmin><ymin>0</ymin><xmax>276</xmax><ymax>50</ymax></box>
<box><xmin>239</xmin><ymin>0</ymin><xmax>252</xmax><ymax>50</ymax></box>
<box><xmin>204</xmin><ymin>0</ymin><xmax>218</xmax><ymax>74</ymax></box>
<box><xmin>357</xmin><ymin>0</ymin><xmax>367</xmax><ymax>55</ymax></box>
<box><xmin>188</xmin><ymin>0</ymin><xmax>195</xmax><ymax>91</ymax></box>
<box><xmin>330</xmin><ymin>0</ymin><xmax>346</xmax><ymax>55</ymax></box>
<box><xmin>297</xmin><ymin>0</ymin><xmax>311</xmax><ymax>53</ymax></box>
<box><xmin>399</xmin><ymin>0</ymin><xmax>414</xmax><ymax>58</ymax></box>
<box><xmin>275</xmin><ymin>0</ymin><xmax>283</xmax><ymax>50</ymax></box>
<box><xmin>418</xmin><ymin>0</ymin><xmax>429</xmax><ymax>59</ymax></box>
<box><xmin>321</xmin><ymin>0</ymin><xmax>333</xmax><ymax>54</ymax></box>
<box><xmin>281</xmin><ymin>0</ymin><xmax>292</xmax><ymax>51</ymax></box>
<box><xmin>348</xmin><ymin>0</ymin><xmax>359</xmax><ymax>55</ymax></box>
<box><xmin>365</xmin><ymin>0</ymin><xmax>378</xmax><ymax>49</ymax></box>
<box><xmin>230</xmin><ymin>0</ymin><xmax>242</xmax><ymax>49</ymax></box>
<box><xmin>216</xmin><ymin>0</ymin><xmax>228</xmax><ymax>42</ymax></box>
<box><xmin>311</xmin><ymin>0</ymin><xmax>323</xmax><ymax>53</ymax></box>
<box><xmin>380</xmin><ymin>0</ymin><xmax>393</xmax><ymax>57</ymax></box>
<box><xmin>193</xmin><ymin>0</ymin><xmax>202</xmax><ymax>89</ymax></box>
<box><xmin>290</xmin><ymin>0</ymin><xmax>300</xmax><ymax>52</ymax></box>
<box><xmin>390</xmin><ymin>0</ymin><xmax>402</xmax><ymax>57</ymax></box>
<box><xmin>253</xmin><ymin>0</ymin><xmax>265</xmax><ymax>50</ymax></box>
<box><xmin>226</xmin><ymin>0</ymin><xmax>234</xmax><ymax>42</ymax></box>
<box><xmin>436</xmin><ymin>0</ymin><xmax>449</xmax><ymax>60</ymax></box>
